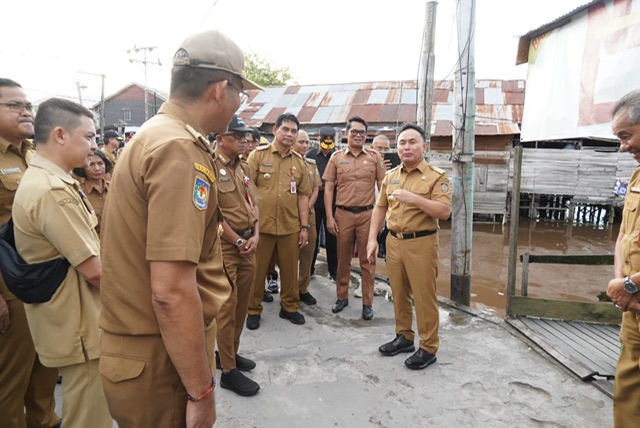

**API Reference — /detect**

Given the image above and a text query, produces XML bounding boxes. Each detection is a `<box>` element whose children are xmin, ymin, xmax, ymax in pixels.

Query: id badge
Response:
<box><xmin>290</xmin><ymin>180</ymin><xmax>297</xmax><ymax>194</ymax></box>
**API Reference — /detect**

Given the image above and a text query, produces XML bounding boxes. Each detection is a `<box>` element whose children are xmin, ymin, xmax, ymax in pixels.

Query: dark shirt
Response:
<box><xmin>306</xmin><ymin>148</ymin><xmax>334</xmax><ymax>208</ymax></box>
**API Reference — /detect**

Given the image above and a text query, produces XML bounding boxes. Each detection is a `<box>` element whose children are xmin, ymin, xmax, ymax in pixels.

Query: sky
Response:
<box><xmin>1</xmin><ymin>0</ymin><xmax>589</xmax><ymax>106</ymax></box>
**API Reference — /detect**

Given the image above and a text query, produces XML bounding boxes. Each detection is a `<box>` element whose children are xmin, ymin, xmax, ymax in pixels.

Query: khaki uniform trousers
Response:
<box><xmin>386</xmin><ymin>233</ymin><xmax>440</xmax><ymax>354</ymax></box>
<box><xmin>335</xmin><ymin>208</ymin><xmax>375</xmax><ymax>305</ymax></box>
<box><xmin>249</xmin><ymin>233</ymin><xmax>300</xmax><ymax>314</ymax></box>
<box><xmin>0</xmin><ymin>298</ymin><xmax>59</xmax><ymax>428</ymax></box>
<box><xmin>614</xmin><ymin>311</ymin><xmax>640</xmax><ymax>427</ymax></box>
<box><xmin>58</xmin><ymin>359</ymin><xmax>111</xmax><ymax>428</ymax></box>
<box><xmin>216</xmin><ymin>241</ymin><xmax>256</xmax><ymax>369</ymax></box>
<box><xmin>299</xmin><ymin>212</ymin><xmax>317</xmax><ymax>294</ymax></box>
<box><xmin>101</xmin><ymin>321</ymin><xmax>216</xmax><ymax>428</ymax></box>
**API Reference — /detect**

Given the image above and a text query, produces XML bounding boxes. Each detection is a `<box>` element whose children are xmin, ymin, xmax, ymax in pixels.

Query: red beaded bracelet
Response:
<box><xmin>185</xmin><ymin>377</ymin><xmax>216</xmax><ymax>402</ymax></box>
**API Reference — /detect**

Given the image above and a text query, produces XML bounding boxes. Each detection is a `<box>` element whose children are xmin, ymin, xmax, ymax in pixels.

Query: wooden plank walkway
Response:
<box><xmin>506</xmin><ymin>316</ymin><xmax>620</xmax><ymax>397</ymax></box>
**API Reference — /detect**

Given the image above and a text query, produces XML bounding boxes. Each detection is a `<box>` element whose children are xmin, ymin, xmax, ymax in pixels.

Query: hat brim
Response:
<box><xmin>240</xmin><ymin>76</ymin><xmax>263</xmax><ymax>91</ymax></box>
<box><xmin>228</xmin><ymin>124</ymin><xmax>253</xmax><ymax>132</ymax></box>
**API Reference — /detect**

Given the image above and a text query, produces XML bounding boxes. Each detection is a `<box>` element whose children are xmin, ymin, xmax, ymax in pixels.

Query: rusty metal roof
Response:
<box><xmin>238</xmin><ymin>79</ymin><xmax>524</xmax><ymax>137</ymax></box>
<box><xmin>516</xmin><ymin>1</ymin><xmax>603</xmax><ymax>65</ymax></box>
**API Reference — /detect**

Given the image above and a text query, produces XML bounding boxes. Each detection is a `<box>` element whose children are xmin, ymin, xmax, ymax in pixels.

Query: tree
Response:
<box><xmin>244</xmin><ymin>53</ymin><xmax>293</xmax><ymax>87</ymax></box>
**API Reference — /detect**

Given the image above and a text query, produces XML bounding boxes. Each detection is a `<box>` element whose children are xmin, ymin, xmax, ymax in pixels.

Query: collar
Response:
<box><xmin>269</xmin><ymin>142</ymin><xmax>293</xmax><ymax>157</ymax></box>
<box><xmin>158</xmin><ymin>101</ymin><xmax>207</xmax><ymax>137</ymax></box>
<box><xmin>29</xmin><ymin>155</ymin><xmax>77</xmax><ymax>185</ymax></box>
<box><xmin>0</xmin><ymin>137</ymin><xmax>32</xmax><ymax>155</ymax></box>
<box><xmin>213</xmin><ymin>148</ymin><xmax>240</xmax><ymax>167</ymax></box>
<box><xmin>401</xmin><ymin>159</ymin><xmax>429</xmax><ymax>174</ymax></box>
<box><xmin>82</xmin><ymin>178</ymin><xmax>107</xmax><ymax>194</ymax></box>
<box><xmin>345</xmin><ymin>146</ymin><xmax>366</xmax><ymax>157</ymax></box>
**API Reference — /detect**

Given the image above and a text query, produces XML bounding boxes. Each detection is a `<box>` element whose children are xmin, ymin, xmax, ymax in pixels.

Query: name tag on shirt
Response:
<box><xmin>0</xmin><ymin>168</ymin><xmax>21</xmax><ymax>174</ymax></box>
<box><xmin>263</xmin><ymin>163</ymin><xmax>273</xmax><ymax>167</ymax></box>
<box><xmin>390</xmin><ymin>179</ymin><xmax>401</xmax><ymax>184</ymax></box>
<box><xmin>339</xmin><ymin>160</ymin><xmax>349</xmax><ymax>164</ymax></box>
<box><xmin>631</xmin><ymin>187</ymin><xmax>640</xmax><ymax>193</ymax></box>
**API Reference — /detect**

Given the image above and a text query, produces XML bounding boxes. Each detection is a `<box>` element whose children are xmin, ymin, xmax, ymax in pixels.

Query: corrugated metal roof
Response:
<box><xmin>238</xmin><ymin>79</ymin><xmax>524</xmax><ymax>137</ymax></box>
<box><xmin>515</xmin><ymin>1</ymin><xmax>604</xmax><ymax>65</ymax></box>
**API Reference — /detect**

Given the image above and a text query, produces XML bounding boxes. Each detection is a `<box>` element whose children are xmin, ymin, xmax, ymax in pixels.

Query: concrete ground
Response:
<box><xmin>55</xmin><ymin>269</ymin><xmax>613</xmax><ymax>428</ymax></box>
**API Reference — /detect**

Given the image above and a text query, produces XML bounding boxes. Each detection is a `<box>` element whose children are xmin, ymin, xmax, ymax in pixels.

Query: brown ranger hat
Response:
<box><xmin>172</xmin><ymin>30</ymin><xmax>263</xmax><ymax>91</ymax></box>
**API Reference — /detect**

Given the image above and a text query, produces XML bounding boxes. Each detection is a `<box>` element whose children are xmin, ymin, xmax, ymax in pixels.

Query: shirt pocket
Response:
<box><xmin>217</xmin><ymin>179</ymin><xmax>237</xmax><ymax>209</ymax></box>
<box><xmin>0</xmin><ymin>173</ymin><xmax>21</xmax><ymax>214</ymax></box>
<box><xmin>257</xmin><ymin>165</ymin><xmax>276</xmax><ymax>187</ymax></box>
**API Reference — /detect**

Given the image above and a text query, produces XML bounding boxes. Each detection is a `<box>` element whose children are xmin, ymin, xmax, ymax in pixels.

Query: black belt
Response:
<box><xmin>235</xmin><ymin>228</ymin><xmax>253</xmax><ymax>239</ymax></box>
<box><xmin>336</xmin><ymin>205</ymin><xmax>374</xmax><ymax>213</ymax></box>
<box><xmin>389</xmin><ymin>229</ymin><xmax>437</xmax><ymax>240</ymax></box>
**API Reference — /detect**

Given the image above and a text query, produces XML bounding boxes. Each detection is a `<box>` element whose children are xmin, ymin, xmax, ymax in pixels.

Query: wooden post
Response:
<box><xmin>506</xmin><ymin>144</ymin><xmax>523</xmax><ymax>316</ymax></box>
<box><xmin>417</xmin><ymin>0</ymin><xmax>438</xmax><ymax>160</ymax></box>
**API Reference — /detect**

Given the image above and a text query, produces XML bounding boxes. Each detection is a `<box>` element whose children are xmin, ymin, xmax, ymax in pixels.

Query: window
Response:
<box><xmin>123</xmin><ymin>109</ymin><xmax>131</xmax><ymax>122</ymax></box>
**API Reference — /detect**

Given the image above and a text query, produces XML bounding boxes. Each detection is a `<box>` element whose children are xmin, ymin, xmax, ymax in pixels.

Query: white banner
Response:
<box><xmin>521</xmin><ymin>0</ymin><xmax>640</xmax><ymax>142</ymax></box>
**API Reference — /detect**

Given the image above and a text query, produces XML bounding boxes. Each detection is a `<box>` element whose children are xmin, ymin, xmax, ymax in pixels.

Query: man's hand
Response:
<box><xmin>390</xmin><ymin>189</ymin><xmax>417</xmax><ymax>205</ymax></box>
<box><xmin>0</xmin><ymin>296</ymin><xmax>9</xmax><ymax>333</ymax></box>
<box><xmin>607</xmin><ymin>278</ymin><xmax>640</xmax><ymax>313</ymax></box>
<box><xmin>326</xmin><ymin>217</ymin><xmax>339</xmax><ymax>236</ymax></box>
<box><xmin>299</xmin><ymin>229</ymin><xmax>309</xmax><ymax>249</ymax></box>
<box><xmin>186</xmin><ymin>395</ymin><xmax>216</xmax><ymax>428</ymax></box>
<box><xmin>366</xmin><ymin>240</ymin><xmax>379</xmax><ymax>264</ymax></box>
<box><xmin>382</xmin><ymin>159</ymin><xmax>392</xmax><ymax>170</ymax></box>
<box><xmin>239</xmin><ymin>236</ymin><xmax>259</xmax><ymax>259</ymax></box>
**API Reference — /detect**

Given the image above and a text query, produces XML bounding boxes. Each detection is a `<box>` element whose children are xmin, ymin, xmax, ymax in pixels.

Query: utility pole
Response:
<box><xmin>417</xmin><ymin>0</ymin><xmax>438</xmax><ymax>161</ymax></box>
<box><xmin>78</xmin><ymin>71</ymin><xmax>106</xmax><ymax>145</ymax></box>
<box><xmin>128</xmin><ymin>45</ymin><xmax>162</xmax><ymax>122</ymax></box>
<box><xmin>450</xmin><ymin>0</ymin><xmax>476</xmax><ymax>306</ymax></box>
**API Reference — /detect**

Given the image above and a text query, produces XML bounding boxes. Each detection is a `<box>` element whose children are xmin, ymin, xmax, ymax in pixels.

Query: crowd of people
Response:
<box><xmin>0</xmin><ymin>27</ymin><xmax>637</xmax><ymax>428</ymax></box>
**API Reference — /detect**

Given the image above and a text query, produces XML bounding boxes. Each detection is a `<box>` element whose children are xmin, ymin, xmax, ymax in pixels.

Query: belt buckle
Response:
<box><xmin>397</xmin><ymin>232</ymin><xmax>403</xmax><ymax>240</ymax></box>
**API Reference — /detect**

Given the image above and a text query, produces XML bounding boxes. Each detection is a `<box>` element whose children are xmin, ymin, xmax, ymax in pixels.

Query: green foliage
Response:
<box><xmin>244</xmin><ymin>53</ymin><xmax>293</xmax><ymax>87</ymax></box>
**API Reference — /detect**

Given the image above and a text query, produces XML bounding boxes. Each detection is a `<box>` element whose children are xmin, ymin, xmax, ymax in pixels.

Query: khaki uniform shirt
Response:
<box><xmin>322</xmin><ymin>147</ymin><xmax>386</xmax><ymax>207</ymax></box>
<box><xmin>0</xmin><ymin>137</ymin><xmax>33</xmax><ymax>300</ymax></box>
<box><xmin>246</xmin><ymin>143</ymin><xmax>311</xmax><ymax>235</ymax></box>
<box><xmin>305</xmin><ymin>158</ymin><xmax>321</xmax><ymax>218</ymax></box>
<box><xmin>621</xmin><ymin>168</ymin><xmax>640</xmax><ymax>277</ymax></box>
<box><xmin>81</xmin><ymin>178</ymin><xmax>109</xmax><ymax>236</ymax></box>
<box><xmin>213</xmin><ymin>148</ymin><xmax>258</xmax><ymax>231</ymax></box>
<box><xmin>101</xmin><ymin>146</ymin><xmax>117</xmax><ymax>173</ymax></box>
<box><xmin>377</xmin><ymin>159</ymin><xmax>451</xmax><ymax>232</ymax></box>
<box><xmin>100</xmin><ymin>102</ymin><xmax>230</xmax><ymax>336</ymax></box>
<box><xmin>13</xmin><ymin>155</ymin><xmax>101</xmax><ymax>367</ymax></box>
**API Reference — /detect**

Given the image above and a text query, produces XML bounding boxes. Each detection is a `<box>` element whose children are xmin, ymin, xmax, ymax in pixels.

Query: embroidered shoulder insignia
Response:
<box><xmin>431</xmin><ymin>165</ymin><xmax>446</xmax><ymax>175</ymax></box>
<box><xmin>305</xmin><ymin>157</ymin><xmax>317</xmax><ymax>164</ymax></box>
<box><xmin>193</xmin><ymin>177</ymin><xmax>210</xmax><ymax>210</ymax></box>
<box><xmin>256</xmin><ymin>144</ymin><xmax>269</xmax><ymax>151</ymax></box>
<box><xmin>194</xmin><ymin>163</ymin><xmax>216</xmax><ymax>183</ymax></box>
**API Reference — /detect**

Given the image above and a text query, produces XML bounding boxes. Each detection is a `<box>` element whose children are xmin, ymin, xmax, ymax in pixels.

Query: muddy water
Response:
<box><xmin>432</xmin><ymin>219</ymin><xmax>618</xmax><ymax>318</ymax></box>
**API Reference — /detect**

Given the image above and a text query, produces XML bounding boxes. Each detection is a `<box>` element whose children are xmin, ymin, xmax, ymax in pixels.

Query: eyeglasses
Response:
<box><xmin>348</xmin><ymin>129</ymin><xmax>366</xmax><ymax>137</ymax></box>
<box><xmin>0</xmin><ymin>102</ymin><xmax>34</xmax><ymax>113</ymax></box>
<box><xmin>227</xmin><ymin>81</ymin><xmax>249</xmax><ymax>104</ymax></box>
<box><xmin>223</xmin><ymin>131</ymin><xmax>250</xmax><ymax>141</ymax></box>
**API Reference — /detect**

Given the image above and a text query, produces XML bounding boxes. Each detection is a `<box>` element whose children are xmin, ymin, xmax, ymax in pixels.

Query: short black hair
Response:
<box><xmin>34</xmin><ymin>98</ymin><xmax>94</xmax><ymax>145</ymax></box>
<box><xmin>346</xmin><ymin>116</ymin><xmax>368</xmax><ymax>132</ymax></box>
<box><xmin>170</xmin><ymin>66</ymin><xmax>239</xmax><ymax>102</ymax></box>
<box><xmin>250</xmin><ymin>127</ymin><xmax>261</xmax><ymax>142</ymax></box>
<box><xmin>398</xmin><ymin>123</ymin><xmax>426</xmax><ymax>142</ymax></box>
<box><xmin>275</xmin><ymin>113</ymin><xmax>299</xmax><ymax>129</ymax></box>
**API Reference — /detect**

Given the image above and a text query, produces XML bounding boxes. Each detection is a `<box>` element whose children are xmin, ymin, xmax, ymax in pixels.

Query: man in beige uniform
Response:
<box><xmin>0</xmin><ymin>79</ymin><xmax>60</xmax><ymax>428</ymax></box>
<box><xmin>323</xmin><ymin>116</ymin><xmax>385</xmax><ymax>320</ymax></box>
<box><xmin>12</xmin><ymin>98</ymin><xmax>111</xmax><ymax>426</ymax></box>
<box><xmin>245</xmin><ymin>113</ymin><xmax>311</xmax><ymax>330</ymax></box>
<box><xmin>367</xmin><ymin>123</ymin><xmax>451</xmax><ymax>370</ymax></box>
<box><xmin>99</xmin><ymin>30</ymin><xmax>260</xmax><ymax>427</ymax></box>
<box><xmin>100</xmin><ymin>129</ymin><xmax>121</xmax><ymax>174</ymax></box>
<box><xmin>213</xmin><ymin>114</ymin><xmax>260</xmax><ymax>397</ymax></box>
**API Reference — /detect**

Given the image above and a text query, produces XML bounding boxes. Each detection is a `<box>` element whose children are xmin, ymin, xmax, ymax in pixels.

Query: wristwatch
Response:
<box><xmin>235</xmin><ymin>238</ymin><xmax>245</xmax><ymax>248</ymax></box>
<box><xmin>300</xmin><ymin>225</ymin><xmax>311</xmax><ymax>231</ymax></box>
<box><xmin>624</xmin><ymin>276</ymin><xmax>639</xmax><ymax>294</ymax></box>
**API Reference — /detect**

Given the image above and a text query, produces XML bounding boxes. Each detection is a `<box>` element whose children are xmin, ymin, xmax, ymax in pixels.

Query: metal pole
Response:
<box><xmin>100</xmin><ymin>74</ymin><xmax>106</xmax><ymax>146</ymax></box>
<box><xmin>417</xmin><ymin>0</ymin><xmax>438</xmax><ymax>161</ymax></box>
<box><xmin>450</xmin><ymin>0</ymin><xmax>476</xmax><ymax>306</ymax></box>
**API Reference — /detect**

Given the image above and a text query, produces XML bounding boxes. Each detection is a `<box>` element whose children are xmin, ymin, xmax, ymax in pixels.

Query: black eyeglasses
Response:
<box><xmin>223</xmin><ymin>131</ymin><xmax>250</xmax><ymax>141</ymax></box>
<box><xmin>227</xmin><ymin>81</ymin><xmax>249</xmax><ymax>104</ymax></box>
<box><xmin>0</xmin><ymin>102</ymin><xmax>34</xmax><ymax>113</ymax></box>
<box><xmin>348</xmin><ymin>129</ymin><xmax>366</xmax><ymax>136</ymax></box>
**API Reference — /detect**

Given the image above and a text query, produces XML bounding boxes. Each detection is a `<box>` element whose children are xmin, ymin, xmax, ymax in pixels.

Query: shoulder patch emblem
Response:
<box><xmin>440</xmin><ymin>182</ymin><xmax>449</xmax><ymax>193</ymax></box>
<box><xmin>194</xmin><ymin>162</ymin><xmax>216</xmax><ymax>183</ymax></box>
<box><xmin>193</xmin><ymin>177</ymin><xmax>210</xmax><ymax>210</ymax></box>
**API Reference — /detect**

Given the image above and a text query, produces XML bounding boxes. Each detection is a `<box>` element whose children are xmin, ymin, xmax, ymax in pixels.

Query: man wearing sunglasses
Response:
<box><xmin>212</xmin><ymin>114</ymin><xmax>260</xmax><ymax>397</ymax></box>
<box><xmin>323</xmin><ymin>116</ymin><xmax>385</xmax><ymax>320</ymax></box>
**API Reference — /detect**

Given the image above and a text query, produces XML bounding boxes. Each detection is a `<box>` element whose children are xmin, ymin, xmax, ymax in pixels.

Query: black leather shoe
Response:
<box><xmin>404</xmin><ymin>348</ymin><xmax>437</xmax><ymax>370</ymax></box>
<box><xmin>362</xmin><ymin>305</ymin><xmax>373</xmax><ymax>320</ymax></box>
<box><xmin>246</xmin><ymin>314</ymin><xmax>261</xmax><ymax>330</ymax></box>
<box><xmin>220</xmin><ymin>369</ymin><xmax>260</xmax><ymax>397</ymax></box>
<box><xmin>279</xmin><ymin>308</ymin><xmax>305</xmax><ymax>325</ymax></box>
<box><xmin>235</xmin><ymin>354</ymin><xmax>256</xmax><ymax>372</ymax></box>
<box><xmin>379</xmin><ymin>334</ymin><xmax>415</xmax><ymax>356</ymax></box>
<box><xmin>263</xmin><ymin>291</ymin><xmax>274</xmax><ymax>302</ymax></box>
<box><xmin>332</xmin><ymin>299</ymin><xmax>348</xmax><ymax>313</ymax></box>
<box><xmin>299</xmin><ymin>292</ymin><xmax>317</xmax><ymax>305</ymax></box>
<box><xmin>215</xmin><ymin>350</ymin><xmax>222</xmax><ymax>370</ymax></box>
